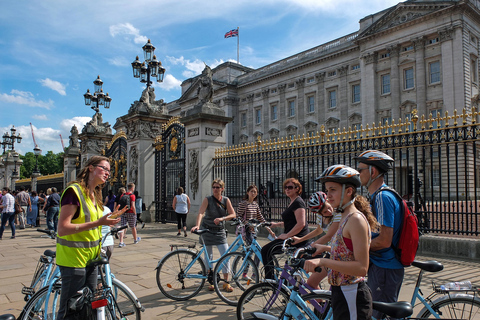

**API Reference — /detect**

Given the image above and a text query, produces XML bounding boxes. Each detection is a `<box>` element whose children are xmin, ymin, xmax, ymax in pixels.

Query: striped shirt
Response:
<box><xmin>237</xmin><ymin>200</ymin><xmax>265</xmax><ymax>223</ymax></box>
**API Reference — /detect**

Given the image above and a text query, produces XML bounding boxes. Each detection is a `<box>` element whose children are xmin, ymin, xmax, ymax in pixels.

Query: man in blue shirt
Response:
<box><xmin>355</xmin><ymin>150</ymin><xmax>404</xmax><ymax>319</ymax></box>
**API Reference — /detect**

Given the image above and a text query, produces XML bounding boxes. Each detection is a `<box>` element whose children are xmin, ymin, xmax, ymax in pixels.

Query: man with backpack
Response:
<box><xmin>118</xmin><ymin>183</ymin><xmax>139</xmax><ymax>248</ymax></box>
<box><xmin>355</xmin><ymin>150</ymin><xmax>404</xmax><ymax>319</ymax></box>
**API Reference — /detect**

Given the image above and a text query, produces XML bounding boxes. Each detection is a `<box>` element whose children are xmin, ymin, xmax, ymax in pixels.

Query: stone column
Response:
<box><xmin>182</xmin><ymin>104</ymin><xmax>233</xmax><ymax>226</ymax></box>
<box><xmin>389</xmin><ymin>45</ymin><xmax>401</xmax><ymax>120</ymax></box>
<box><xmin>262</xmin><ymin>89</ymin><xmax>269</xmax><ymax>138</ymax></box>
<box><xmin>31</xmin><ymin>172</ymin><xmax>41</xmax><ymax>192</ymax></box>
<box><xmin>63</xmin><ymin>125</ymin><xmax>80</xmax><ymax>187</ymax></box>
<box><xmin>296</xmin><ymin>78</ymin><xmax>306</xmax><ymax>134</ymax></box>
<box><xmin>361</xmin><ymin>52</ymin><xmax>378</xmax><ymax>124</ymax></box>
<box><xmin>115</xmin><ymin>98</ymin><xmax>169</xmax><ymax>222</ymax></box>
<box><xmin>414</xmin><ymin>37</ymin><xmax>427</xmax><ymax>117</ymax></box>
<box><xmin>316</xmin><ymin>72</ymin><xmax>326</xmax><ymax>125</ymax></box>
<box><xmin>78</xmin><ymin>112</ymin><xmax>113</xmax><ymax>167</ymax></box>
<box><xmin>4</xmin><ymin>152</ymin><xmax>22</xmax><ymax>191</ymax></box>
<box><xmin>278</xmin><ymin>84</ymin><xmax>287</xmax><ymax>133</ymax></box>
<box><xmin>338</xmin><ymin>66</ymin><xmax>349</xmax><ymax>129</ymax></box>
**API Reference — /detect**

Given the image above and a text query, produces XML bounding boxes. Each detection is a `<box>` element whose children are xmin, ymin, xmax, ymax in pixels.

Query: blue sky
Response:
<box><xmin>0</xmin><ymin>0</ymin><xmax>401</xmax><ymax>154</ymax></box>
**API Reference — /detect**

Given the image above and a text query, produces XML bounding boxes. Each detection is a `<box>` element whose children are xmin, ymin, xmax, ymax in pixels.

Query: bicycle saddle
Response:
<box><xmin>193</xmin><ymin>229</ymin><xmax>209</xmax><ymax>235</ymax></box>
<box><xmin>0</xmin><ymin>315</ymin><xmax>16</xmax><ymax>320</ymax></box>
<box><xmin>86</xmin><ymin>256</ymin><xmax>109</xmax><ymax>268</ymax></box>
<box><xmin>43</xmin><ymin>249</ymin><xmax>56</xmax><ymax>258</ymax></box>
<box><xmin>411</xmin><ymin>260</ymin><xmax>444</xmax><ymax>272</ymax></box>
<box><xmin>372</xmin><ymin>301</ymin><xmax>413</xmax><ymax>319</ymax></box>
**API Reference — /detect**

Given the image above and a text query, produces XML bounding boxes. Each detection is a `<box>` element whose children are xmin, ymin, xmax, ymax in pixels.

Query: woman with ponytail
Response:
<box><xmin>304</xmin><ymin>165</ymin><xmax>378</xmax><ymax>320</ymax></box>
<box><xmin>56</xmin><ymin>156</ymin><xmax>127</xmax><ymax>320</ymax></box>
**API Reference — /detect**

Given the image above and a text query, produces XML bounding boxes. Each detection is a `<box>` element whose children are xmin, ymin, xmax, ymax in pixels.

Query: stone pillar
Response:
<box><xmin>296</xmin><ymin>78</ymin><xmax>306</xmax><ymax>134</ymax></box>
<box><xmin>262</xmin><ymin>89</ymin><xmax>269</xmax><ymax>138</ymax></box>
<box><xmin>31</xmin><ymin>172</ymin><xmax>41</xmax><ymax>192</ymax></box>
<box><xmin>64</xmin><ymin>125</ymin><xmax>80</xmax><ymax>187</ymax></box>
<box><xmin>115</xmin><ymin>94</ymin><xmax>169</xmax><ymax>222</ymax></box>
<box><xmin>182</xmin><ymin>103</ymin><xmax>233</xmax><ymax>226</ymax></box>
<box><xmin>316</xmin><ymin>72</ymin><xmax>326</xmax><ymax>125</ymax></box>
<box><xmin>4</xmin><ymin>152</ymin><xmax>22</xmax><ymax>191</ymax></box>
<box><xmin>414</xmin><ymin>37</ymin><xmax>427</xmax><ymax>117</ymax></box>
<box><xmin>79</xmin><ymin>112</ymin><xmax>113</xmax><ymax>167</ymax></box>
<box><xmin>338</xmin><ymin>66</ymin><xmax>349</xmax><ymax>129</ymax></box>
<box><xmin>390</xmin><ymin>45</ymin><xmax>401</xmax><ymax>120</ymax></box>
<box><xmin>361</xmin><ymin>52</ymin><xmax>378</xmax><ymax>124</ymax></box>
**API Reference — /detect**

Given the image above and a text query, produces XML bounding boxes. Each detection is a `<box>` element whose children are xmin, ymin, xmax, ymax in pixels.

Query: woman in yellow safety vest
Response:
<box><xmin>56</xmin><ymin>156</ymin><xmax>127</xmax><ymax>320</ymax></box>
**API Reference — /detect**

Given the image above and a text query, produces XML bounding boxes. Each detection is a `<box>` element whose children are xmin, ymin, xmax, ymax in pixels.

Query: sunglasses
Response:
<box><xmin>212</xmin><ymin>186</ymin><xmax>222</xmax><ymax>189</ymax></box>
<box><xmin>284</xmin><ymin>185</ymin><xmax>297</xmax><ymax>190</ymax></box>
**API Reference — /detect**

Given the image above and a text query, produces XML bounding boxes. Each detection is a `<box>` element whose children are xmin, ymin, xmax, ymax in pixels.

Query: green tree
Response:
<box><xmin>19</xmin><ymin>151</ymin><xmax>65</xmax><ymax>178</ymax></box>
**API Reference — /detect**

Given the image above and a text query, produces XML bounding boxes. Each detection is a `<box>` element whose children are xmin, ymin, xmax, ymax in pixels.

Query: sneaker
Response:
<box><xmin>242</xmin><ymin>273</ymin><xmax>251</xmax><ymax>281</ymax></box>
<box><xmin>118</xmin><ymin>242</ymin><xmax>126</xmax><ymax>248</ymax></box>
<box><xmin>141</xmin><ymin>222</ymin><xmax>145</xmax><ymax>229</ymax></box>
<box><xmin>176</xmin><ymin>232</ymin><xmax>181</xmax><ymax>236</ymax></box>
<box><xmin>10</xmin><ymin>236</ymin><xmax>15</xmax><ymax>239</ymax></box>
<box><xmin>134</xmin><ymin>237</ymin><xmax>141</xmax><ymax>244</ymax></box>
<box><xmin>184</xmin><ymin>230</ymin><xmax>187</xmax><ymax>237</ymax></box>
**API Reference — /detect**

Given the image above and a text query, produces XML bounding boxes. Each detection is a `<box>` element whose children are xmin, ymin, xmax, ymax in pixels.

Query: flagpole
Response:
<box><xmin>237</xmin><ymin>27</ymin><xmax>239</xmax><ymax>64</ymax></box>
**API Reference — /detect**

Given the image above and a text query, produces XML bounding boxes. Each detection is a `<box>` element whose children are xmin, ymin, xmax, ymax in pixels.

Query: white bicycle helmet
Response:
<box><xmin>316</xmin><ymin>165</ymin><xmax>360</xmax><ymax>213</ymax></box>
<box><xmin>308</xmin><ymin>191</ymin><xmax>327</xmax><ymax>213</ymax></box>
<box><xmin>354</xmin><ymin>150</ymin><xmax>394</xmax><ymax>173</ymax></box>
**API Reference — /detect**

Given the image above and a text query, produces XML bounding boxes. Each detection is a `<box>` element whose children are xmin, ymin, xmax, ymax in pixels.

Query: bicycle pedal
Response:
<box><xmin>21</xmin><ymin>287</ymin><xmax>35</xmax><ymax>295</ymax></box>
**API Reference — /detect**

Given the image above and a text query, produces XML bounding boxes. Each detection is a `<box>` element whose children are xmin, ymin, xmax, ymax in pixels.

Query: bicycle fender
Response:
<box><xmin>250</xmin><ymin>312</ymin><xmax>279</xmax><ymax>320</ymax></box>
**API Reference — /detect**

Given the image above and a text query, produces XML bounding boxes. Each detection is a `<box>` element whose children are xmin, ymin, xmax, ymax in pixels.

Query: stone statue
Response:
<box><xmin>148</xmin><ymin>87</ymin><xmax>156</xmax><ymax>105</ymax></box>
<box><xmin>82</xmin><ymin>112</ymin><xmax>112</xmax><ymax>135</ymax></box>
<box><xmin>140</xmin><ymin>87</ymin><xmax>149</xmax><ymax>103</ymax></box>
<box><xmin>69</xmin><ymin>125</ymin><xmax>79</xmax><ymax>148</ymax></box>
<box><xmin>196</xmin><ymin>64</ymin><xmax>214</xmax><ymax>105</ymax></box>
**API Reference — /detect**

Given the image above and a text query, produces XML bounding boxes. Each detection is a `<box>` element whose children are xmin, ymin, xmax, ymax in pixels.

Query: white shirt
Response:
<box><xmin>2</xmin><ymin>193</ymin><xmax>15</xmax><ymax>213</ymax></box>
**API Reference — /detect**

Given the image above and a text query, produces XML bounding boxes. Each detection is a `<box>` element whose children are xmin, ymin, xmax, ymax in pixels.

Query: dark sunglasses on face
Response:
<box><xmin>284</xmin><ymin>185</ymin><xmax>297</xmax><ymax>190</ymax></box>
<box><xmin>212</xmin><ymin>186</ymin><xmax>222</xmax><ymax>189</ymax></box>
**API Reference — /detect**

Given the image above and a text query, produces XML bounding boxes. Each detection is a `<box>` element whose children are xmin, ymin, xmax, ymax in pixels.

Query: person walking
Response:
<box><xmin>355</xmin><ymin>150</ymin><xmax>404</xmax><ymax>319</ymax></box>
<box><xmin>45</xmin><ymin>187</ymin><xmax>61</xmax><ymax>233</ymax></box>
<box><xmin>261</xmin><ymin>177</ymin><xmax>309</xmax><ymax>280</ymax></box>
<box><xmin>118</xmin><ymin>183</ymin><xmax>140</xmax><ymax>247</ymax></box>
<box><xmin>134</xmin><ymin>190</ymin><xmax>145</xmax><ymax>229</ymax></box>
<box><xmin>104</xmin><ymin>189</ymin><xmax>116</xmax><ymax>213</ymax></box>
<box><xmin>304</xmin><ymin>165</ymin><xmax>378</xmax><ymax>320</ymax></box>
<box><xmin>0</xmin><ymin>187</ymin><xmax>16</xmax><ymax>239</ymax></box>
<box><xmin>191</xmin><ymin>179</ymin><xmax>236</xmax><ymax>292</ymax></box>
<box><xmin>172</xmin><ymin>187</ymin><xmax>190</xmax><ymax>237</ymax></box>
<box><xmin>55</xmin><ymin>155</ymin><xmax>125</xmax><ymax>320</ymax></box>
<box><xmin>27</xmin><ymin>191</ymin><xmax>40</xmax><ymax>228</ymax></box>
<box><xmin>15</xmin><ymin>186</ymin><xmax>30</xmax><ymax>229</ymax></box>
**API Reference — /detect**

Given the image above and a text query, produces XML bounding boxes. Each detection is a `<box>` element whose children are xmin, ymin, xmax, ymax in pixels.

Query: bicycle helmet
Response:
<box><xmin>354</xmin><ymin>150</ymin><xmax>394</xmax><ymax>173</ymax></box>
<box><xmin>308</xmin><ymin>191</ymin><xmax>327</xmax><ymax>213</ymax></box>
<box><xmin>315</xmin><ymin>165</ymin><xmax>361</xmax><ymax>188</ymax></box>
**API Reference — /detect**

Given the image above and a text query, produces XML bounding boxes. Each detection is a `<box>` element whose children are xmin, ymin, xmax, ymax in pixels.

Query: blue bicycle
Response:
<box><xmin>156</xmin><ymin>224</ymin><xmax>261</xmax><ymax>302</ymax></box>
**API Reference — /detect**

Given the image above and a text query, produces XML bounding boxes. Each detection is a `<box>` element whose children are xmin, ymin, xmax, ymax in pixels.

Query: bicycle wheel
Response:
<box><xmin>23</xmin><ymin>263</ymin><xmax>47</xmax><ymax>301</ymax></box>
<box><xmin>111</xmin><ymin>278</ymin><xmax>142</xmax><ymax>320</ymax></box>
<box><xmin>213</xmin><ymin>252</ymin><xmax>260</xmax><ymax>306</ymax></box>
<box><xmin>237</xmin><ymin>282</ymin><xmax>290</xmax><ymax>320</ymax></box>
<box><xmin>418</xmin><ymin>294</ymin><xmax>480</xmax><ymax>319</ymax></box>
<box><xmin>156</xmin><ymin>249</ymin><xmax>206</xmax><ymax>301</ymax></box>
<box><xmin>20</xmin><ymin>282</ymin><xmax>61</xmax><ymax>320</ymax></box>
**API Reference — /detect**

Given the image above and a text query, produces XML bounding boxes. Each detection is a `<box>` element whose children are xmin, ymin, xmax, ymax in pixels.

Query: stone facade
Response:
<box><xmin>167</xmin><ymin>0</ymin><xmax>480</xmax><ymax>144</ymax></box>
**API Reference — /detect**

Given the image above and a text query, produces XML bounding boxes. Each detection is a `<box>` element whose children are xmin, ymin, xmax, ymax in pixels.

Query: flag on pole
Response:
<box><xmin>224</xmin><ymin>28</ymin><xmax>239</xmax><ymax>38</ymax></box>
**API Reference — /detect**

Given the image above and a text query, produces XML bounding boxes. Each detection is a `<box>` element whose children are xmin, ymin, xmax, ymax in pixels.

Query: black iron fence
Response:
<box><xmin>213</xmin><ymin>109</ymin><xmax>480</xmax><ymax>236</ymax></box>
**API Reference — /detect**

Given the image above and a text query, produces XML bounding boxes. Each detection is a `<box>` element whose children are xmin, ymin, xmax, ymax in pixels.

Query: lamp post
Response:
<box><xmin>33</xmin><ymin>145</ymin><xmax>42</xmax><ymax>174</ymax></box>
<box><xmin>12</xmin><ymin>152</ymin><xmax>19</xmax><ymax>177</ymax></box>
<box><xmin>131</xmin><ymin>39</ymin><xmax>165</xmax><ymax>88</ymax></box>
<box><xmin>84</xmin><ymin>75</ymin><xmax>112</xmax><ymax>113</ymax></box>
<box><xmin>1</xmin><ymin>125</ymin><xmax>22</xmax><ymax>153</ymax></box>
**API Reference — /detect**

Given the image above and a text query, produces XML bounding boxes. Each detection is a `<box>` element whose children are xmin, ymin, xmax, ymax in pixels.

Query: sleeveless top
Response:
<box><xmin>200</xmin><ymin>196</ymin><xmax>228</xmax><ymax>245</ymax></box>
<box><xmin>328</xmin><ymin>212</ymin><xmax>371</xmax><ymax>286</ymax></box>
<box><xmin>175</xmin><ymin>194</ymin><xmax>188</xmax><ymax>214</ymax></box>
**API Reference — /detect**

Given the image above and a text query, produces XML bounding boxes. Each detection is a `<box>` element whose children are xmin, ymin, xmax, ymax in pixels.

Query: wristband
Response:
<box><xmin>75</xmin><ymin>225</ymin><xmax>80</xmax><ymax>232</ymax></box>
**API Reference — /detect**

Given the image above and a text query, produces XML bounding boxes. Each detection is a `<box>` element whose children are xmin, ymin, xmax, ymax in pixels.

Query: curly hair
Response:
<box><xmin>348</xmin><ymin>186</ymin><xmax>379</xmax><ymax>232</ymax></box>
<box><xmin>283</xmin><ymin>178</ymin><xmax>302</xmax><ymax>196</ymax></box>
<box><xmin>69</xmin><ymin>155</ymin><xmax>109</xmax><ymax>211</ymax></box>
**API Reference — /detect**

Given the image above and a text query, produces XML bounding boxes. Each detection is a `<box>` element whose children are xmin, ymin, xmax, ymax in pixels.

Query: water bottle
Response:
<box><xmin>440</xmin><ymin>281</ymin><xmax>472</xmax><ymax>290</ymax></box>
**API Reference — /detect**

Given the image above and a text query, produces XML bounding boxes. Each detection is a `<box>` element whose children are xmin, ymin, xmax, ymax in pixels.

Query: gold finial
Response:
<box><xmin>454</xmin><ymin>109</ymin><xmax>458</xmax><ymax>126</ymax></box>
<box><xmin>462</xmin><ymin>108</ymin><xmax>467</xmax><ymax>125</ymax></box>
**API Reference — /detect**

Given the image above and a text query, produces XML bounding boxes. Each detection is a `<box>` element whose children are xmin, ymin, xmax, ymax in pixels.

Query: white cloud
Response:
<box><xmin>109</xmin><ymin>23</ymin><xmax>148</xmax><ymax>45</ymax></box>
<box><xmin>157</xmin><ymin>74</ymin><xmax>182</xmax><ymax>91</ymax></box>
<box><xmin>0</xmin><ymin>90</ymin><xmax>53</xmax><ymax>109</ymax></box>
<box><xmin>32</xmin><ymin>115</ymin><xmax>48</xmax><ymax>121</ymax></box>
<box><xmin>60</xmin><ymin>117</ymin><xmax>92</xmax><ymax>133</ymax></box>
<box><xmin>39</xmin><ymin>78</ymin><xmax>67</xmax><ymax>96</ymax></box>
<box><xmin>108</xmin><ymin>56</ymin><xmax>130</xmax><ymax>67</ymax></box>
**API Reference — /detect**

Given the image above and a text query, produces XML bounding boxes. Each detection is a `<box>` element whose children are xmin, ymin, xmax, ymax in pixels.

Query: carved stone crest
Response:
<box><xmin>189</xmin><ymin>149</ymin><xmax>199</xmax><ymax>200</ymax></box>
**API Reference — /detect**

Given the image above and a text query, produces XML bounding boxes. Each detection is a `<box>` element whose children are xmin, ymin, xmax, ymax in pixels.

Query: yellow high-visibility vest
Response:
<box><xmin>56</xmin><ymin>183</ymin><xmax>102</xmax><ymax>268</ymax></box>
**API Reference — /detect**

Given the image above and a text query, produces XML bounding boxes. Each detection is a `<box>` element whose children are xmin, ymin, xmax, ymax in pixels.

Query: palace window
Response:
<box><xmin>403</xmin><ymin>45</ymin><xmax>413</xmax><ymax>52</ymax></box>
<box><xmin>471</xmin><ymin>56</ymin><xmax>478</xmax><ymax>84</ymax></box>
<box><xmin>429</xmin><ymin>61</ymin><xmax>440</xmax><ymax>84</ymax></box>
<box><xmin>382</xmin><ymin>116</ymin><xmax>392</xmax><ymax>135</ymax></box>
<box><xmin>271</xmin><ymin>104</ymin><xmax>278</xmax><ymax>121</ymax></box>
<box><xmin>329</xmin><ymin>90</ymin><xmax>337</xmax><ymax>108</ymax></box>
<box><xmin>428</xmin><ymin>37</ymin><xmax>439</xmax><ymax>45</ymax></box>
<box><xmin>381</xmin><ymin>74</ymin><xmax>390</xmax><ymax>94</ymax></box>
<box><xmin>404</xmin><ymin>68</ymin><xmax>415</xmax><ymax>89</ymax></box>
<box><xmin>328</xmin><ymin>70</ymin><xmax>336</xmax><ymax>77</ymax></box>
<box><xmin>351</xmin><ymin>64</ymin><xmax>360</xmax><ymax>70</ymax></box>
<box><xmin>255</xmin><ymin>109</ymin><xmax>261</xmax><ymax>124</ymax></box>
<box><xmin>307</xmin><ymin>96</ymin><xmax>315</xmax><ymax>113</ymax></box>
<box><xmin>352</xmin><ymin>84</ymin><xmax>360</xmax><ymax>103</ymax></box>
<box><xmin>380</xmin><ymin>52</ymin><xmax>390</xmax><ymax>59</ymax></box>
<box><xmin>307</xmin><ymin>77</ymin><xmax>315</xmax><ymax>83</ymax></box>
<box><xmin>241</xmin><ymin>113</ymin><xmax>246</xmax><ymax>127</ymax></box>
<box><xmin>288</xmin><ymin>100</ymin><xmax>295</xmax><ymax>117</ymax></box>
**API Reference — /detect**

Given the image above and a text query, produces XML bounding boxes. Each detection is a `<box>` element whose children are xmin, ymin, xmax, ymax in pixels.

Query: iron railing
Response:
<box><xmin>213</xmin><ymin>108</ymin><xmax>480</xmax><ymax>236</ymax></box>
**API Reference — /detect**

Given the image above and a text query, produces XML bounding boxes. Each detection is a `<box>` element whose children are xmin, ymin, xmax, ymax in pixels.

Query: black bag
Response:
<box><xmin>118</xmin><ymin>193</ymin><xmax>131</xmax><ymax>210</ymax></box>
<box><xmin>64</xmin><ymin>287</ymin><xmax>96</xmax><ymax>320</ymax></box>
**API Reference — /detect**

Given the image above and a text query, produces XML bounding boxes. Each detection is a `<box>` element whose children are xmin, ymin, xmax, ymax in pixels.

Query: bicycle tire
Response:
<box><xmin>24</xmin><ymin>263</ymin><xmax>48</xmax><ymax>302</ymax></box>
<box><xmin>111</xmin><ymin>278</ymin><xmax>142</xmax><ymax>320</ymax></box>
<box><xmin>156</xmin><ymin>249</ymin><xmax>206</xmax><ymax>301</ymax></box>
<box><xmin>213</xmin><ymin>252</ymin><xmax>260</xmax><ymax>306</ymax></box>
<box><xmin>299</xmin><ymin>292</ymin><xmax>332</xmax><ymax>320</ymax></box>
<box><xmin>418</xmin><ymin>294</ymin><xmax>480</xmax><ymax>319</ymax></box>
<box><xmin>20</xmin><ymin>282</ymin><xmax>61</xmax><ymax>320</ymax></box>
<box><xmin>237</xmin><ymin>281</ymin><xmax>290</xmax><ymax>320</ymax></box>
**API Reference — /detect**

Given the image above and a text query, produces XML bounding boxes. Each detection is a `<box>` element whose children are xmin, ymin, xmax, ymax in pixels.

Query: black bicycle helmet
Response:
<box><xmin>354</xmin><ymin>150</ymin><xmax>394</xmax><ymax>172</ymax></box>
<box><xmin>308</xmin><ymin>191</ymin><xmax>327</xmax><ymax>213</ymax></box>
<box><xmin>316</xmin><ymin>165</ymin><xmax>361</xmax><ymax>188</ymax></box>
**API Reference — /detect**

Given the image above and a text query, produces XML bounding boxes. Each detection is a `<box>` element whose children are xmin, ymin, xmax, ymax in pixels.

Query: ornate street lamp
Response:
<box><xmin>33</xmin><ymin>145</ymin><xmax>42</xmax><ymax>174</ymax></box>
<box><xmin>131</xmin><ymin>39</ymin><xmax>165</xmax><ymax>88</ymax></box>
<box><xmin>12</xmin><ymin>152</ymin><xmax>19</xmax><ymax>177</ymax></box>
<box><xmin>84</xmin><ymin>75</ymin><xmax>112</xmax><ymax>113</ymax></box>
<box><xmin>1</xmin><ymin>125</ymin><xmax>22</xmax><ymax>153</ymax></box>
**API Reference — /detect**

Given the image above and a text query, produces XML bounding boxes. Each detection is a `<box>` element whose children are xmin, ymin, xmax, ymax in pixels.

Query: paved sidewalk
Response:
<box><xmin>1</xmin><ymin>221</ymin><xmax>479</xmax><ymax>319</ymax></box>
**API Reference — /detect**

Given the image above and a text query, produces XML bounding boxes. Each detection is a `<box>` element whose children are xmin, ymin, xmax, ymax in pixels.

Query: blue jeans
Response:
<box><xmin>0</xmin><ymin>212</ymin><xmax>16</xmax><ymax>238</ymax></box>
<box><xmin>47</xmin><ymin>207</ymin><xmax>59</xmax><ymax>232</ymax></box>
